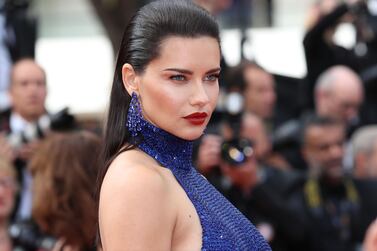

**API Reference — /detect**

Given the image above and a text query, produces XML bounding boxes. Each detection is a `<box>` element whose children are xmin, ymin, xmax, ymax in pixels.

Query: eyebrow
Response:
<box><xmin>163</xmin><ymin>67</ymin><xmax>221</xmax><ymax>75</ymax></box>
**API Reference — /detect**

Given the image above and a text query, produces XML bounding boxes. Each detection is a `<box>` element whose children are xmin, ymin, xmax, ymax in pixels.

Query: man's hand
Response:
<box><xmin>364</xmin><ymin>219</ymin><xmax>377</xmax><ymax>251</ymax></box>
<box><xmin>220</xmin><ymin>156</ymin><xmax>260</xmax><ymax>195</ymax></box>
<box><xmin>197</xmin><ymin>134</ymin><xmax>222</xmax><ymax>175</ymax></box>
<box><xmin>49</xmin><ymin>239</ymin><xmax>79</xmax><ymax>251</ymax></box>
<box><xmin>16</xmin><ymin>140</ymin><xmax>41</xmax><ymax>162</ymax></box>
<box><xmin>0</xmin><ymin>133</ymin><xmax>15</xmax><ymax>163</ymax></box>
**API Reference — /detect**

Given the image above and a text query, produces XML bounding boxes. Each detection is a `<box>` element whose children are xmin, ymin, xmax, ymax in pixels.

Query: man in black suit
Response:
<box><xmin>251</xmin><ymin>116</ymin><xmax>377</xmax><ymax>251</ymax></box>
<box><xmin>0</xmin><ymin>58</ymin><xmax>48</xmax><ymax>220</ymax></box>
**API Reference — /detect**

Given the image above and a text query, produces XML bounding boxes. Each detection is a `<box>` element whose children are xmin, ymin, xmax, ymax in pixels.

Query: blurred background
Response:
<box><xmin>3</xmin><ymin>0</ymin><xmax>343</xmax><ymax>116</ymax></box>
<box><xmin>3</xmin><ymin>0</ymin><xmax>377</xmax><ymax>250</ymax></box>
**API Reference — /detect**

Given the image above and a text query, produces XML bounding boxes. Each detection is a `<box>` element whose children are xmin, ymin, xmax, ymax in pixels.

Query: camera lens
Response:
<box><xmin>221</xmin><ymin>138</ymin><xmax>254</xmax><ymax>166</ymax></box>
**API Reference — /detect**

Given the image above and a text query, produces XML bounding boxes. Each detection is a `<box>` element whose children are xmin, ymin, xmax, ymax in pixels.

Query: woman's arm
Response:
<box><xmin>99</xmin><ymin>153</ymin><xmax>176</xmax><ymax>251</ymax></box>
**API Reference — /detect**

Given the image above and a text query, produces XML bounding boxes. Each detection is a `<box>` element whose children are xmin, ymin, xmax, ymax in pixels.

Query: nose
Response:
<box><xmin>330</xmin><ymin>144</ymin><xmax>343</xmax><ymax>159</ymax></box>
<box><xmin>189</xmin><ymin>81</ymin><xmax>210</xmax><ymax>107</ymax></box>
<box><xmin>345</xmin><ymin>107</ymin><xmax>358</xmax><ymax>123</ymax></box>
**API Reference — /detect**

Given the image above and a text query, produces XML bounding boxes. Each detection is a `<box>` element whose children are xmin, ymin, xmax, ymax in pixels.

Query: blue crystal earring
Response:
<box><xmin>127</xmin><ymin>92</ymin><xmax>146</xmax><ymax>137</ymax></box>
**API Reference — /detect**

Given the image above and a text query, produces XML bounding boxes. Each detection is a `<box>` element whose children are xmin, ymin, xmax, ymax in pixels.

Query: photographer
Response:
<box><xmin>197</xmin><ymin>110</ymin><xmax>294</xmax><ymax>249</ymax></box>
<box><xmin>0</xmin><ymin>59</ymin><xmax>76</xmax><ymax>221</ymax></box>
<box><xmin>0</xmin><ymin>59</ymin><xmax>48</xmax><ymax>221</ymax></box>
<box><xmin>274</xmin><ymin>65</ymin><xmax>364</xmax><ymax>171</ymax></box>
<box><xmin>302</xmin><ymin>0</ymin><xmax>377</xmax><ymax>112</ymax></box>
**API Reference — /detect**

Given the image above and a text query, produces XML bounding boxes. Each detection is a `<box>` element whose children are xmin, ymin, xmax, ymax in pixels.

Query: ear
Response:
<box><xmin>355</xmin><ymin>153</ymin><xmax>366</xmax><ymax>177</ymax></box>
<box><xmin>122</xmin><ymin>63</ymin><xmax>139</xmax><ymax>95</ymax></box>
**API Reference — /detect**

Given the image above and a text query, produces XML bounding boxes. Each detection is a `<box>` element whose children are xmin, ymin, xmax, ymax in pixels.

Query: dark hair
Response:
<box><xmin>96</xmin><ymin>0</ymin><xmax>220</xmax><ymax>214</ymax></box>
<box><xmin>225</xmin><ymin>64</ymin><xmax>247</xmax><ymax>92</ymax></box>
<box><xmin>300</xmin><ymin>115</ymin><xmax>344</xmax><ymax>146</ymax></box>
<box><xmin>241</xmin><ymin>59</ymin><xmax>268</xmax><ymax>79</ymax></box>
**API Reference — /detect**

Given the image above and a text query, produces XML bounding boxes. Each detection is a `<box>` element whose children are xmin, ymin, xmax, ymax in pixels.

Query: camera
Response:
<box><xmin>219</xmin><ymin>91</ymin><xmax>254</xmax><ymax>166</ymax></box>
<box><xmin>351</xmin><ymin>0</ymin><xmax>377</xmax><ymax>43</ymax></box>
<box><xmin>217</xmin><ymin>64</ymin><xmax>255</xmax><ymax>167</ymax></box>
<box><xmin>0</xmin><ymin>0</ymin><xmax>30</xmax><ymax>14</ymax></box>
<box><xmin>9</xmin><ymin>220</ymin><xmax>57</xmax><ymax>251</ymax></box>
<box><xmin>221</xmin><ymin>137</ymin><xmax>254</xmax><ymax>166</ymax></box>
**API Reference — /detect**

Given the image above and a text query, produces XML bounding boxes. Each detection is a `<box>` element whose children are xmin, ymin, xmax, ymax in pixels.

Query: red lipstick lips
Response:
<box><xmin>183</xmin><ymin>112</ymin><xmax>208</xmax><ymax>125</ymax></box>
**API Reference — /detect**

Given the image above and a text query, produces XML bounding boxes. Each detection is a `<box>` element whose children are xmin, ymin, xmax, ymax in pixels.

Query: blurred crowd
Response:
<box><xmin>194</xmin><ymin>0</ymin><xmax>377</xmax><ymax>251</ymax></box>
<box><xmin>1</xmin><ymin>0</ymin><xmax>377</xmax><ymax>250</ymax></box>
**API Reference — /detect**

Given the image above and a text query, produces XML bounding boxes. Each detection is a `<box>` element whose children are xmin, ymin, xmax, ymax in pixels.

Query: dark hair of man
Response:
<box><xmin>96</xmin><ymin>0</ymin><xmax>220</xmax><ymax>200</ymax></box>
<box><xmin>225</xmin><ymin>64</ymin><xmax>247</xmax><ymax>92</ymax></box>
<box><xmin>223</xmin><ymin>59</ymin><xmax>267</xmax><ymax>93</ymax></box>
<box><xmin>239</xmin><ymin>59</ymin><xmax>269</xmax><ymax>88</ymax></box>
<box><xmin>299</xmin><ymin>115</ymin><xmax>344</xmax><ymax>146</ymax></box>
<box><xmin>241</xmin><ymin>59</ymin><xmax>265</xmax><ymax>72</ymax></box>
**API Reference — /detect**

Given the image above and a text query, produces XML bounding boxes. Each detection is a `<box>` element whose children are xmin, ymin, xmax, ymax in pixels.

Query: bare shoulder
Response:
<box><xmin>99</xmin><ymin>149</ymin><xmax>170</xmax><ymax>215</ymax></box>
<box><xmin>102</xmin><ymin>149</ymin><xmax>167</xmax><ymax>193</ymax></box>
<box><xmin>99</xmin><ymin>149</ymin><xmax>176</xmax><ymax>250</ymax></box>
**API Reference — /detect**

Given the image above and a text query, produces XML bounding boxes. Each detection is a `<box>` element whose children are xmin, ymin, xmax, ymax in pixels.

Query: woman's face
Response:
<box><xmin>136</xmin><ymin>36</ymin><xmax>220</xmax><ymax>140</ymax></box>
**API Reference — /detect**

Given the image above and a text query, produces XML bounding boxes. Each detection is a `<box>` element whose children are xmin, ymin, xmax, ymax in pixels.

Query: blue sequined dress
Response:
<box><xmin>134</xmin><ymin>118</ymin><xmax>271</xmax><ymax>251</ymax></box>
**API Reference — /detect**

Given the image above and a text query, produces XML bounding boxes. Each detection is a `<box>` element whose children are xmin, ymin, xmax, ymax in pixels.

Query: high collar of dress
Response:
<box><xmin>136</xmin><ymin>117</ymin><xmax>194</xmax><ymax>171</ymax></box>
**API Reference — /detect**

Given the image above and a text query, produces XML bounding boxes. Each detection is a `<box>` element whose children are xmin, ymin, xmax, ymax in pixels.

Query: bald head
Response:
<box><xmin>9</xmin><ymin>59</ymin><xmax>47</xmax><ymax>122</ymax></box>
<box><xmin>352</xmin><ymin>126</ymin><xmax>377</xmax><ymax>178</ymax></box>
<box><xmin>315</xmin><ymin>65</ymin><xmax>364</xmax><ymax>124</ymax></box>
<box><xmin>10</xmin><ymin>59</ymin><xmax>46</xmax><ymax>86</ymax></box>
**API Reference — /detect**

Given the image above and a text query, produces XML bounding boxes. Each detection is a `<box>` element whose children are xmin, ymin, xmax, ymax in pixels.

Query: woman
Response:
<box><xmin>97</xmin><ymin>1</ymin><xmax>270</xmax><ymax>250</ymax></box>
<box><xmin>30</xmin><ymin>131</ymin><xmax>101</xmax><ymax>251</ymax></box>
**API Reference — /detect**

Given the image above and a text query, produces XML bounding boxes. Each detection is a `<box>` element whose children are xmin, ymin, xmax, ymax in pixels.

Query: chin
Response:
<box><xmin>168</xmin><ymin>122</ymin><xmax>207</xmax><ymax>141</ymax></box>
<box><xmin>181</xmin><ymin>133</ymin><xmax>203</xmax><ymax>141</ymax></box>
<box><xmin>178</xmin><ymin>129</ymin><xmax>205</xmax><ymax>141</ymax></box>
<box><xmin>326</xmin><ymin>169</ymin><xmax>344</xmax><ymax>180</ymax></box>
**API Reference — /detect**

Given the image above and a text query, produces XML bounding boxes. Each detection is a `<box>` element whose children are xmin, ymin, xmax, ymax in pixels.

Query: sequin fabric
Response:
<box><xmin>127</xmin><ymin>99</ymin><xmax>271</xmax><ymax>250</ymax></box>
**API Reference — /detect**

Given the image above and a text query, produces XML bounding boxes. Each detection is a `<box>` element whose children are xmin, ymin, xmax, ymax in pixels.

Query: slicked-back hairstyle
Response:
<box><xmin>97</xmin><ymin>0</ymin><xmax>220</xmax><ymax>203</ymax></box>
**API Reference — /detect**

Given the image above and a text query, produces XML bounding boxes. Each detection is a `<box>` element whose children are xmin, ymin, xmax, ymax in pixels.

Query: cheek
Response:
<box><xmin>12</xmin><ymin>89</ymin><xmax>22</xmax><ymax>99</ymax></box>
<box><xmin>158</xmin><ymin>87</ymin><xmax>184</xmax><ymax>107</ymax></box>
<box><xmin>372</xmin><ymin>156</ymin><xmax>377</xmax><ymax>167</ymax></box>
<box><xmin>331</xmin><ymin>100</ymin><xmax>341</xmax><ymax>111</ymax></box>
<box><xmin>142</xmin><ymin>84</ymin><xmax>183</xmax><ymax>115</ymax></box>
<box><xmin>41</xmin><ymin>89</ymin><xmax>47</xmax><ymax>98</ymax></box>
<box><xmin>38</xmin><ymin>88</ymin><xmax>47</xmax><ymax>99</ymax></box>
<box><xmin>207</xmin><ymin>84</ymin><xmax>219</xmax><ymax>109</ymax></box>
<box><xmin>5</xmin><ymin>193</ymin><xmax>15</xmax><ymax>205</ymax></box>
